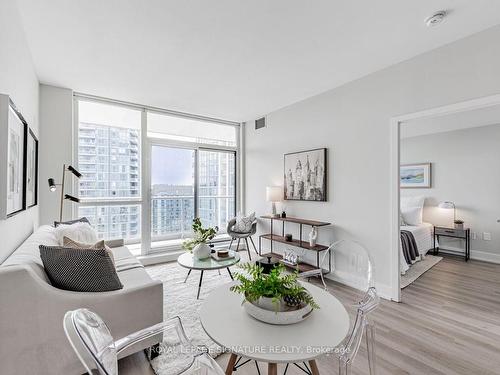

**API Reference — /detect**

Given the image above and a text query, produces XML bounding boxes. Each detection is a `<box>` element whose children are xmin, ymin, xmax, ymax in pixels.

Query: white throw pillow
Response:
<box><xmin>233</xmin><ymin>212</ymin><xmax>255</xmax><ymax>233</ymax></box>
<box><xmin>55</xmin><ymin>222</ymin><xmax>98</xmax><ymax>246</ymax></box>
<box><xmin>401</xmin><ymin>207</ymin><xmax>422</xmax><ymax>226</ymax></box>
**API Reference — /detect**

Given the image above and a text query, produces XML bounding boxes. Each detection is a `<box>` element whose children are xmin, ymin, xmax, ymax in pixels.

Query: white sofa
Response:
<box><xmin>0</xmin><ymin>225</ymin><xmax>163</xmax><ymax>375</ymax></box>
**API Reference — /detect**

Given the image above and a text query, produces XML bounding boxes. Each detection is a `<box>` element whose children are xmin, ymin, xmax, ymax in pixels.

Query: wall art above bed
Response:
<box><xmin>400</xmin><ymin>163</ymin><xmax>432</xmax><ymax>189</ymax></box>
<box><xmin>284</xmin><ymin>148</ymin><xmax>327</xmax><ymax>201</ymax></box>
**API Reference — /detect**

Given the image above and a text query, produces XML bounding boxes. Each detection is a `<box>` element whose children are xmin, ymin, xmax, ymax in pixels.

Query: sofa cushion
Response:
<box><xmin>39</xmin><ymin>245</ymin><xmax>123</xmax><ymax>292</ymax></box>
<box><xmin>63</xmin><ymin>236</ymin><xmax>115</xmax><ymax>264</ymax></box>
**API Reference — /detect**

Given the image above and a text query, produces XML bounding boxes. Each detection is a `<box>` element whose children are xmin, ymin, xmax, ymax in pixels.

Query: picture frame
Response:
<box><xmin>400</xmin><ymin>163</ymin><xmax>432</xmax><ymax>189</ymax></box>
<box><xmin>0</xmin><ymin>95</ymin><xmax>28</xmax><ymax>219</ymax></box>
<box><xmin>26</xmin><ymin>128</ymin><xmax>38</xmax><ymax>208</ymax></box>
<box><xmin>284</xmin><ymin>148</ymin><xmax>327</xmax><ymax>201</ymax></box>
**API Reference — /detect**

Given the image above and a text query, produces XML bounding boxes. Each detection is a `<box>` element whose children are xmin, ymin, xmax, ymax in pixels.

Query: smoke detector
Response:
<box><xmin>425</xmin><ymin>11</ymin><xmax>447</xmax><ymax>27</ymax></box>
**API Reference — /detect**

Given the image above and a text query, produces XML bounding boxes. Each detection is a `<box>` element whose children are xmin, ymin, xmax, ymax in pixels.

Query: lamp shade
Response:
<box><xmin>266</xmin><ymin>186</ymin><xmax>282</xmax><ymax>202</ymax></box>
<box><xmin>438</xmin><ymin>201</ymin><xmax>455</xmax><ymax>209</ymax></box>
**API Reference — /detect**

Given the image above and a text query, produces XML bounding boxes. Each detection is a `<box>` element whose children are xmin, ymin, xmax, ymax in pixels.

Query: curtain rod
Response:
<box><xmin>74</xmin><ymin>92</ymin><xmax>241</xmax><ymax>127</ymax></box>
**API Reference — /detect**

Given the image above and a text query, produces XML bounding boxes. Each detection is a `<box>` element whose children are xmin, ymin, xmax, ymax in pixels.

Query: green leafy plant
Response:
<box><xmin>230</xmin><ymin>263</ymin><xmax>319</xmax><ymax>310</ymax></box>
<box><xmin>182</xmin><ymin>218</ymin><xmax>218</xmax><ymax>251</ymax></box>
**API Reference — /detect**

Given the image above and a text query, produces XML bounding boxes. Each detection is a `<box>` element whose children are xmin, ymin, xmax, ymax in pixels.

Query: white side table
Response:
<box><xmin>177</xmin><ymin>251</ymin><xmax>240</xmax><ymax>299</ymax></box>
<box><xmin>200</xmin><ymin>282</ymin><xmax>350</xmax><ymax>374</ymax></box>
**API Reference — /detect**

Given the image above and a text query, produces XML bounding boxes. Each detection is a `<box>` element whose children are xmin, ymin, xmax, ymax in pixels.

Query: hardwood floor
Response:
<box><xmin>118</xmin><ymin>255</ymin><xmax>500</xmax><ymax>375</ymax></box>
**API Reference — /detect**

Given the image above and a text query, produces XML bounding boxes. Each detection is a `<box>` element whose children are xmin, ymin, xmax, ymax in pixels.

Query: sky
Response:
<box><xmin>151</xmin><ymin>146</ymin><xmax>193</xmax><ymax>186</ymax></box>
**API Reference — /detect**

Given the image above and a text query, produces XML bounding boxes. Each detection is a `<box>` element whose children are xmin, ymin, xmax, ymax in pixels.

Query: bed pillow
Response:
<box><xmin>63</xmin><ymin>236</ymin><xmax>115</xmax><ymax>265</ymax></box>
<box><xmin>401</xmin><ymin>206</ymin><xmax>422</xmax><ymax>226</ymax></box>
<box><xmin>54</xmin><ymin>222</ymin><xmax>98</xmax><ymax>246</ymax></box>
<box><xmin>39</xmin><ymin>245</ymin><xmax>123</xmax><ymax>292</ymax></box>
<box><xmin>401</xmin><ymin>196</ymin><xmax>425</xmax><ymax>223</ymax></box>
<box><xmin>400</xmin><ymin>212</ymin><xmax>407</xmax><ymax>226</ymax></box>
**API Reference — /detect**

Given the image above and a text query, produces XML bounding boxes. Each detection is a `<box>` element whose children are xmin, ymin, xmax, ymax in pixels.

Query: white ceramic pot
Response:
<box><xmin>193</xmin><ymin>242</ymin><xmax>211</xmax><ymax>259</ymax></box>
<box><xmin>244</xmin><ymin>298</ymin><xmax>313</xmax><ymax>325</ymax></box>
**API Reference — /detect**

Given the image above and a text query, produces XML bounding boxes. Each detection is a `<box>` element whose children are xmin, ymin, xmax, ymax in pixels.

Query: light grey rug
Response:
<box><xmin>401</xmin><ymin>254</ymin><xmax>442</xmax><ymax>289</ymax></box>
<box><xmin>145</xmin><ymin>255</ymin><xmax>249</xmax><ymax>375</ymax></box>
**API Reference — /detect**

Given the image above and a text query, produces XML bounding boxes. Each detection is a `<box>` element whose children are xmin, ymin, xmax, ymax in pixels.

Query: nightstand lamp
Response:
<box><xmin>438</xmin><ymin>201</ymin><xmax>456</xmax><ymax>221</ymax></box>
<box><xmin>266</xmin><ymin>186</ymin><xmax>282</xmax><ymax>217</ymax></box>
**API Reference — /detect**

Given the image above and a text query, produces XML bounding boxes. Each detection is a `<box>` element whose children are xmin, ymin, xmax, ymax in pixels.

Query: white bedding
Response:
<box><xmin>400</xmin><ymin>222</ymin><xmax>434</xmax><ymax>274</ymax></box>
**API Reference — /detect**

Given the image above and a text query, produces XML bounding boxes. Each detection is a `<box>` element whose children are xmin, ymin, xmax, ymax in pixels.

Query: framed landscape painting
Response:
<box><xmin>284</xmin><ymin>148</ymin><xmax>327</xmax><ymax>201</ymax></box>
<box><xmin>400</xmin><ymin>163</ymin><xmax>432</xmax><ymax>188</ymax></box>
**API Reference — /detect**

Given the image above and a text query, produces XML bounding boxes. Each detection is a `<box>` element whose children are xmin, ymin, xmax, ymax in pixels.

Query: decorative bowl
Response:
<box><xmin>243</xmin><ymin>297</ymin><xmax>313</xmax><ymax>325</ymax></box>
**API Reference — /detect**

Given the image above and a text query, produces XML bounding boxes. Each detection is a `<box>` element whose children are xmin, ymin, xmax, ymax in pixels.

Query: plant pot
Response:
<box><xmin>243</xmin><ymin>298</ymin><xmax>313</xmax><ymax>325</ymax></box>
<box><xmin>193</xmin><ymin>242</ymin><xmax>211</xmax><ymax>259</ymax></box>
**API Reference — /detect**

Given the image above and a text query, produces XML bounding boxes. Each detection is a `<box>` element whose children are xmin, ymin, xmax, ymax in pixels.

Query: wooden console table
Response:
<box><xmin>259</xmin><ymin>215</ymin><xmax>332</xmax><ymax>274</ymax></box>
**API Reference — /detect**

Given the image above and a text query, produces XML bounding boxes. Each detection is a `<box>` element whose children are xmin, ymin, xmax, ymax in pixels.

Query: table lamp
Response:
<box><xmin>266</xmin><ymin>186</ymin><xmax>282</xmax><ymax>217</ymax></box>
<box><xmin>438</xmin><ymin>201</ymin><xmax>456</xmax><ymax>225</ymax></box>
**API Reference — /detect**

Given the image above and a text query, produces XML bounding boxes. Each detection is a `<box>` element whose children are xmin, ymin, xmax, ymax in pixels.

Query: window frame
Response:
<box><xmin>73</xmin><ymin>94</ymin><xmax>241</xmax><ymax>254</ymax></box>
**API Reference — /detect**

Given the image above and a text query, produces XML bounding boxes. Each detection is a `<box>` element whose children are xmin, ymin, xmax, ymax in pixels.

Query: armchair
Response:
<box><xmin>226</xmin><ymin>218</ymin><xmax>259</xmax><ymax>260</ymax></box>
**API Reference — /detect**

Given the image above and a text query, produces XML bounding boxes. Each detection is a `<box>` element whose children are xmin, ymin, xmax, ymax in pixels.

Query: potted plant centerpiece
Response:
<box><xmin>230</xmin><ymin>263</ymin><xmax>319</xmax><ymax>325</ymax></box>
<box><xmin>182</xmin><ymin>218</ymin><xmax>218</xmax><ymax>260</ymax></box>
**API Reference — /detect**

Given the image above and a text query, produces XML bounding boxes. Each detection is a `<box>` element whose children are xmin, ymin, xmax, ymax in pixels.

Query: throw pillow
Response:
<box><xmin>54</xmin><ymin>217</ymin><xmax>90</xmax><ymax>227</ymax></box>
<box><xmin>233</xmin><ymin>212</ymin><xmax>255</xmax><ymax>233</ymax></box>
<box><xmin>54</xmin><ymin>222</ymin><xmax>98</xmax><ymax>246</ymax></box>
<box><xmin>63</xmin><ymin>236</ymin><xmax>115</xmax><ymax>265</ymax></box>
<box><xmin>39</xmin><ymin>245</ymin><xmax>123</xmax><ymax>292</ymax></box>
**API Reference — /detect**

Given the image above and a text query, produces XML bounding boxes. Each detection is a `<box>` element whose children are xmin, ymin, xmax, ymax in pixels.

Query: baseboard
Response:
<box><xmin>438</xmin><ymin>246</ymin><xmax>500</xmax><ymax>264</ymax></box>
<box><xmin>325</xmin><ymin>271</ymin><xmax>392</xmax><ymax>301</ymax></box>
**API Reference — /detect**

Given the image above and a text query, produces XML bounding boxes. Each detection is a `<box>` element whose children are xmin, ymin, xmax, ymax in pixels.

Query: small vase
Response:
<box><xmin>309</xmin><ymin>226</ymin><xmax>318</xmax><ymax>247</ymax></box>
<box><xmin>193</xmin><ymin>243</ymin><xmax>211</xmax><ymax>259</ymax></box>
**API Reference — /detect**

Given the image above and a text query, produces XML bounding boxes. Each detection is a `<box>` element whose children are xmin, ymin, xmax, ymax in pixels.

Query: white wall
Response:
<box><xmin>245</xmin><ymin>25</ymin><xmax>500</xmax><ymax>298</ymax></box>
<box><xmin>0</xmin><ymin>0</ymin><xmax>39</xmax><ymax>263</ymax></box>
<box><xmin>39</xmin><ymin>85</ymin><xmax>74</xmax><ymax>225</ymax></box>
<box><xmin>401</xmin><ymin>124</ymin><xmax>500</xmax><ymax>261</ymax></box>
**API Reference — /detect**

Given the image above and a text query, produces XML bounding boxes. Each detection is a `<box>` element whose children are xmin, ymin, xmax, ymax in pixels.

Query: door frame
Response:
<box><xmin>390</xmin><ymin>93</ymin><xmax>500</xmax><ymax>302</ymax></box>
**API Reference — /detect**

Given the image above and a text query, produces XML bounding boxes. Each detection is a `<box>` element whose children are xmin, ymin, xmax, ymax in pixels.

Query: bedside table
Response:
<box><xmin>433</xmin><ymin>226</ymin><xmax>470</xmax><ymax>261</ymax></box>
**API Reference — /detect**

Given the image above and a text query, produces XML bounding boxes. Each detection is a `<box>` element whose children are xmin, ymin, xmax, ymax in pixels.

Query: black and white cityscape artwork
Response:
<box><xmin>284</xmin><ymin>148</ymin><xmax>327</xmax><ymax>201</ymax></box>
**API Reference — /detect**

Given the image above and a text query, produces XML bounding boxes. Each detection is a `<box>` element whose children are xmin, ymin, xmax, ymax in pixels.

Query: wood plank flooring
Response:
<box><xmin>118</xmin><ymin>255</ymin><xmax>500</xmax><ymax>375</ymax></box>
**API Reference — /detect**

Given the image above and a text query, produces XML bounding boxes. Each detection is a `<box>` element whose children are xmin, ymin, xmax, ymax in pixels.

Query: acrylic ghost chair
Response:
<box><xmin>297</xmin><ymin>243</ymin><xmax>334</xmax><ymax>290</ymax></box>
<box><xmin>331</xmin><ymin>239</ymin><xmax>380</xmax><ymax>375</ymax></box>
<box><xmin>64</xmin><ymin>308</ymin><xmax>224</xmax><ymax>375</ymax></box>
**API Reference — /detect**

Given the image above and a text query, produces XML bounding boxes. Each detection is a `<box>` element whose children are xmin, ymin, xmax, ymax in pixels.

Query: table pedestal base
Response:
<box><xmin>225</xmin><ymin>353</ymin><xmax>320</xmax><ymax>375</ymax></box>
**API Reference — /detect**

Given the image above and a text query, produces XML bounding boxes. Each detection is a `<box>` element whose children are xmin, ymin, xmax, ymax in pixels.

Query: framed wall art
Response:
<box><xmin>0</xmin><ymin>94</ymin><xmax>28</xmax><ymax>219</ymax></box>
<box><xmin>284</xmin><ymin>148</ymin><xmax>327</xmax><ymax>201</ymax></box>
<box><xmin>400</xmin><ymin>163</ymin><xmax>432</xmax><ymax>189</ymax></box>
<box><xmin>26</xmin><ymin>128</ymin><xmax>38</xmax><ymax>208</ymax></box>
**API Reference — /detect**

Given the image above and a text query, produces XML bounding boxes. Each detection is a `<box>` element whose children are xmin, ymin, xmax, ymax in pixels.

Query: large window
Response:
<box><xmin>76</xmin><ymin>96</ymin><xmax>239</xmax><ymax>252</ymax></box>
<box><xmin>77</xmin><ymin>100</ymin><xmax>142</xmax><ymax>240</ymax></box>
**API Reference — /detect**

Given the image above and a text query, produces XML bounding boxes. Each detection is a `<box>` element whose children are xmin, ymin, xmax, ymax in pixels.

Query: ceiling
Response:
<box><xmin>401</xmin><ymin>104</ymin><xmax>500</xmax><ymax>138</ymax></box>
<box><xmin>16</xmin><ymin>0</ymin><xmax>500</xmax><ymax>121</ymax></box>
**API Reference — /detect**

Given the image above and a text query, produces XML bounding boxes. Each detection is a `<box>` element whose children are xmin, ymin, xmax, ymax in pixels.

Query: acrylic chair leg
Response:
<box><xmin>319</xmin><ymin>271</ymin><xmax>328</xmax><ymax>290</ymax></box>
<box><xmin>366</xmin><ymin>324</ymin><xmax>377</xmax><ymax>375</ymax></box>
<box><xmin>244</xmin><ymin>238</ymin><xmax>252</xmax><ymax>260</ymax></box>
<box><xmin>338</xmin><ymin>360</ymin><xmax>350</xmax><ymax>375</ymax></box>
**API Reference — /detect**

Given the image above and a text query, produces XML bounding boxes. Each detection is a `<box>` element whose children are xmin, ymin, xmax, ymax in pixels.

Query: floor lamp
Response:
<box><xmin>48</xmin><ymin>164</ymin><xmax>81</xmax><ymax>222</ymax></box>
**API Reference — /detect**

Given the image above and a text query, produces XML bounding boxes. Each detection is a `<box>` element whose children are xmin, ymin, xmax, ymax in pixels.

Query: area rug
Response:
<box><xmin>401</xmin><ymin>254</ymin><xmax>442</xmax><ymax>289</ymax></box>
<box><xmin>145</xmin><ymin>255</ymin><xmax>249</xmax><ymax>375</ymax></box>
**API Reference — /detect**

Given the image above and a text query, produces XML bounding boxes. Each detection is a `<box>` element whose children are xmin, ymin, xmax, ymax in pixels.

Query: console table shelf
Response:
<box><xmin>259</xmin><ymin>215</ymin><xmax>332</xmax><ymax>274</ymax></box>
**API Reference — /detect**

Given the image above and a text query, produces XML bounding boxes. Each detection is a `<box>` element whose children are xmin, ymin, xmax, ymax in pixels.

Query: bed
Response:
<box><xmin>400</xmin><ymin>222</ymin><xmax>434</xmax><ymax>274</ymax></box>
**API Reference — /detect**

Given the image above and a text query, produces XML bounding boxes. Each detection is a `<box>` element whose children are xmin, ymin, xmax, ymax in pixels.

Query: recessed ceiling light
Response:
<box><xmin>425</xmin><ymin>11</ymin><xmax>447</xmax><ymax>27</ymax></box>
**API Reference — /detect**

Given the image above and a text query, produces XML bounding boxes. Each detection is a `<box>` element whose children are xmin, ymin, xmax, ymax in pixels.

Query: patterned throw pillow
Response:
<box><xmin>39</xmin><ymin>245</ymin><xmax>123</xmax><ymax>292</ymax></box>
<box><xmin>62</xmin><ymin>236</ymin><xmax>115</xmax><ymax>265</ymax></box>
<box><xmin>233</xmin><ymin>212</ymin><xmax>256</xmax><ymax>233</ymax></box>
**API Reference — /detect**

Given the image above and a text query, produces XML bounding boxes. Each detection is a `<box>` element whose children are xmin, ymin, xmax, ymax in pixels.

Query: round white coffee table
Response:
<box><xmin>177</xmin><ymin>251</ymin><xmax>240</xmax><ymax>299</ymax></box>
<box><xmin>200</xmin><ymin>282</ymin><xmax>350</xmax><ymax>375</ymax></box>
